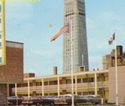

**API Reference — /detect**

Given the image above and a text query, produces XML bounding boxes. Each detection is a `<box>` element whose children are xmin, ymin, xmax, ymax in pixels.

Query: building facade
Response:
<box><xmin>102</xmin><ymin>45</ymin><xmax>125</xmax><ymax>70</ymax></box>
<box><xmin>0</xmin><ymin>41</ymin><xmax>24</xmax><ymax>105</ymax></box>
<box><xmin>0</xmin><ymin>41</ymin><xmax>24</xmax><ymax>83</ymax></box>
<box><xmin>63</xmin><ymin>0</ymin><xmax>89</xmax><ymax>73</ymax></box>
<box><xmin>108</xmin><ymin>66</ymin><xmax>125</xmax><ymax>104</ymax></box>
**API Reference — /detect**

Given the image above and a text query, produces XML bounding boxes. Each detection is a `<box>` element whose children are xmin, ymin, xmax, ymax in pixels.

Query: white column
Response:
<box><xmin>57</xmin><ymin>76</ymin><xmax>60</xmax><ymax>96</ymax></box>
<box><xmin>81</xmin><ymin>78</ymin><xmax>83</xmax><ymax>95</ymax></box>
<box><xmin>75</xmin><ymin>76</ymin><xmax>78</xmax><ymax>95</ymax></box>
<box><xmin>42</xmin><ymin>78</ymin><xmax>44</xmax><ymax>96</ymax></box>
<box><xmin>27</xmin><ymin>80</ymin><xmax>30</xmax><ymax>98</ymax></box>
<box><xmin>15</xmin><ymin>83</ymin><xmax>17</xmax><ymax>97</ymax></box>
<box><xmin>15</xmin><ymin>83</ymin><xmax>18</xmax><ymax>105</ymax></box>
<box><xmin>94</xmin><ymin>73</ymin><xmax>97</xmax><ymax>96</ymax></box>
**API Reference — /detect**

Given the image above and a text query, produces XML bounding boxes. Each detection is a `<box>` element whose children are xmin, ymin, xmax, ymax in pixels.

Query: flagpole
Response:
<box><xmin>115</xmin><ymin>39</ymin><xmax>119</xmax><ymax>106</ymax></box>
<box><xmin>70</xmin><ymin>19</ymin><xmax>74</xmax><ymax>106</ymax></box>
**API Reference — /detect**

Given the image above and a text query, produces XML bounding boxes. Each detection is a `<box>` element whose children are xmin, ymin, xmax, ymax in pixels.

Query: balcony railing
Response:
<box><xmin>13</xmin><ymin>81</ymin><xmax>108</xmax><ymax>93</ymax></box>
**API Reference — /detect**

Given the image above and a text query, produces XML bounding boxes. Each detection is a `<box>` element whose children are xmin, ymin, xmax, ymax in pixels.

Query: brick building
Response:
<box><xmin>0</xmin><ymin>41</ymin><xmax>24</xmax><ymax>105</ymax></box>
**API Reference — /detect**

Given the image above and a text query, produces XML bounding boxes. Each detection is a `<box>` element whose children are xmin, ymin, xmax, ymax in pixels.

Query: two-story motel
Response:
<box><xmin>10</xmin><ymin>65</ymin><xmax>125</xmax><ymax>104</ymax></box>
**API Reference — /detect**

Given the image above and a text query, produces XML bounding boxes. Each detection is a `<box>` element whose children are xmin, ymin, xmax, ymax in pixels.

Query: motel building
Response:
<box><xmin>10</xmin><ymin>65</ymin><xmax>125</xmax><ymax>104</ymax></box>
<box><xmin>9</xmin><ymin>45</ymin><xmax>125</xmax><ymax>104</ymax></box>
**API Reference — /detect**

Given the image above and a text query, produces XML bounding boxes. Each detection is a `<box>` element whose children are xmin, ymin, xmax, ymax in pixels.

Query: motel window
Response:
<box><xmin>44</xmin><ymin>81</ymin><xmax>48</xmax><ymax>85</ymax></box>
<box><xmin>36</xmin><ymin>82</ymin><xmax>41</xmax><ymax>86</ymax></box>
<box><xmin>83</xmin><ymin>78</ymin><xmax>94</xmax><ymax>83</ymax></box>
<box><xmin>49</xmin><ymin>80</ymin><xmax>57</xmax><ymax>85</ymax></box>
<box><xmin>89</xmin><ymin>91</ymin><xmax>94</xmax><ymax>95</ymax></box>
<box><xmin>77</xmin><ymin>79</ymin><xmax>81</xmax><ymax>83</ymax></box>
<box><xmin>66</xmin><ymin>79</ymin><xmax>71</xmax><ymax>84</ymax></box>
<box><xmin>83</xmin><ymin>78</ymin><xmax>88</xmax><ymax>82</ymax></box>
<box><xmin>89</xmin><ymin>78</ymin><xmax>94</xmax><ymax>82</ymax></box>
<box><xmin>22</xmin><ymin>83</ymin><xmax>28</xmax><ymax>87</ymax></box>
<box><xmin>30</xmin><ymin>82</ymin><xmax>34</xmax><ymax>86</ymax></box>
<box><xmin>17</xmin><ymin>84</ymin><xmax>22</xmax><ymax>87</ymax></box>
<box><xmin>83</xmin><ymin>92</ymin><xmax>89</xmax><ymax>95</ymax></box>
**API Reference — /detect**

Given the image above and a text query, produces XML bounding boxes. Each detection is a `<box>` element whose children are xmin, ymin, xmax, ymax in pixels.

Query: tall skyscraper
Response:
<box><xmin>63</xmin><ymin>0</ymin><xmax>89</xmax><ymax>73</ymax></box>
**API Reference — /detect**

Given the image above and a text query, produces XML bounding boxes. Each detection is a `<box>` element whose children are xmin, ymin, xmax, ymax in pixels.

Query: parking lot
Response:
<box><xmin>7</xmin><ymin>105</ymin><xmax>125</xmax><ymax>106</ymax></box>
<box><xmin>7</xmin><ymin>95</ymin><xmax>125</xmax><ymax>106</ymax></box>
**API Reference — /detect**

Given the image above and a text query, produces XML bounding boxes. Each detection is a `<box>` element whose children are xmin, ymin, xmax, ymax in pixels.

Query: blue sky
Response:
<box><xmin>6</xmin><ymin>0</ymin><xmax>125</xmax><ymax>76</ymax></box>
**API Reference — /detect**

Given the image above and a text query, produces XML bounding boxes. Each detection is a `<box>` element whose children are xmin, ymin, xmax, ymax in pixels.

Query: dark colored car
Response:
<box><xmin>76</xmin><ymin>95</ymin><xmax>101</xmax><ymax>104</ymax></box>
<box><xmin>41</xmin><ymin>96</ymin><xmax>68</xmax><ymax>106</ymax></box>
<box><xmin>30</xmin><ymin>96</ymin><xmax>43</xmax><ymax>105</ymax></box>
<box><xmin>89</xmin><ymin>95</ymin><xmax>101</xmax><ymax>104</ymax></box>
<box><xmin>22</xmin><ymin>96</ymin><xmax>42</xmax><ymax>106</ymax></box>
<box><xmin>60</xmin><ymin>95</ymin><xmax>101</xmax><ymax>105</ymax></box>
<box><xmin>7</xmin><ymin>96</ymin><xmax>23</xmax><ymax>105</ymax></box>
<box><xmin>41</xmin><ymin>96</ymin><xmax>55</xmax><ymax>106</ymax></box>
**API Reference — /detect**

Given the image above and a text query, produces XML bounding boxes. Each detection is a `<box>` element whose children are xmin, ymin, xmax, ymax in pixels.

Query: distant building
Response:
<box><xmin>102</xmin><ymin>54</ymin><xmax>112</xmax><ymax>69</ymax></box>
<box><xmin>24</xmin><ymin>73</ymin><xmax>35</xmax><ymax>78</ymax></box>
<box><xmin>63</xmin><ymin>0</ymin><xmax>89</xmax><ymax>73</ymax></box>
<box><xmin>102</xmin><ymin>45</ymin><xmax>125</xmax><ymax>70</ymax></box>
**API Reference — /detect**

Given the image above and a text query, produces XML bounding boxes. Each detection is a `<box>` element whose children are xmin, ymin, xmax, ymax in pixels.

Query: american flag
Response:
<box><xmin>50</xmin><ymin>24</ymin><xmax>69</xmax><ymax>42</ymax></box>
<box><xmin>108</xmin><ymin>33</ymin><xmax>115</xmax><ymax>45</ymax></box>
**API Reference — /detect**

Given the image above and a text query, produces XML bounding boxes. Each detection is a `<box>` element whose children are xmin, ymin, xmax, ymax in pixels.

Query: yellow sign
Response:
<box><xmin>0</xmin><ymin>0</ymin><xmax>6</xmax><ymax>65</ymax></box>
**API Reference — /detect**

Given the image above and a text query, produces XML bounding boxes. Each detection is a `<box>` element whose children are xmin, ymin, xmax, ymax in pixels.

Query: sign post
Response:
<box><xmin>0</xmin><ymin>0</ymin><xmax>6</xmax><ymax>65</ymax></box>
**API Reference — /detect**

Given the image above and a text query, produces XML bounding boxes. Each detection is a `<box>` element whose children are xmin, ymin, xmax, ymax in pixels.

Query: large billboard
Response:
<box><xmin>0</xmin><ymin>0</ymin><xmax>6</xmax><ymax>65</ymax></box>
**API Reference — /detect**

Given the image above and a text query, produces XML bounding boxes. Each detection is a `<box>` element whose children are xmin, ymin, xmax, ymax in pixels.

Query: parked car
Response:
<box><xmin>41</xmin><ymin>96</ymin><xmax>55</xmax><ymax>106</ymax></box>
<box><xmin>60</xmin><ymin>94</ymin><xmax>101</xmax><ymax>105</ymax></box>
<box><xmin>22</xmin><ymin>96</ymin><xmax>42</xmax><ymax>106</ymax></box>
<box><xmin>7</xmin><ymin>96</ymin><xmax>23</xmax><ymax>105</ymax></box>
<box><xmin>77</xmin><ymin>95</ymin><xmax>101</xmax><ymax>104</ymax></box>
<box><xmin>30</xmin><ymin>96</ymin><xmax>43</xmax><ymax>105</ymax></box>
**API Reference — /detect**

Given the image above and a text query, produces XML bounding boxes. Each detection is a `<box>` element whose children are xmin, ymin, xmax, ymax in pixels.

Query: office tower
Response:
<box><xmin>63</xmin><ymin>0</ymin><xmax>89</xmax><ymax>73</ymax></box>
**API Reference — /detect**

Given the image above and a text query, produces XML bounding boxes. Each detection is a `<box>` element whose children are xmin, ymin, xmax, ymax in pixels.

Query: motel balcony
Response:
<box><xmin>12</xmin><ymin>81</ymin><xmax>108</xmax><ymax>94</ymax></box>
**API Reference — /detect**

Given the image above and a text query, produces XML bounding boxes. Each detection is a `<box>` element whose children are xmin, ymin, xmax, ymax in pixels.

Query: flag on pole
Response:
<box><xmin>50</xmin><ymin>24</ymin><xmax>69</xmax><ymax>42</ymax></box>
<box><xmin>108</xmin><ymin>33</ymin><xmax>115</xmax><ymax>45</ymax></box>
